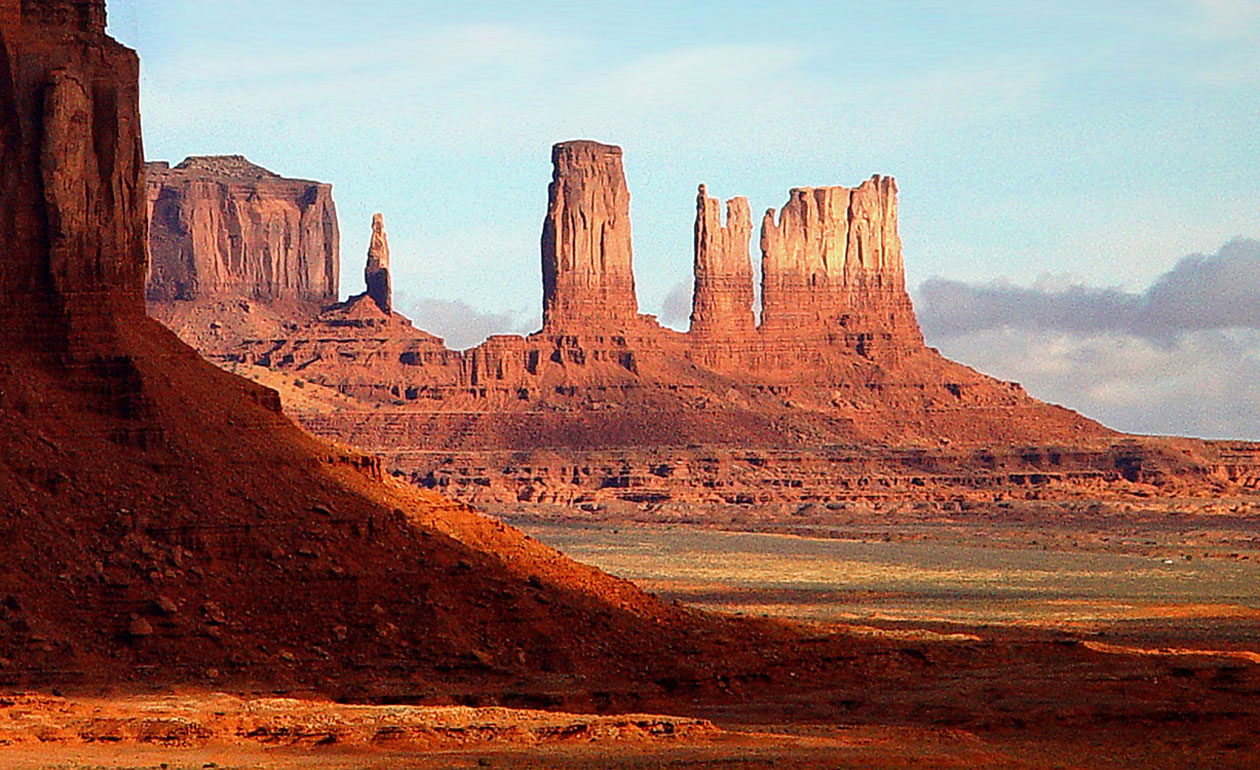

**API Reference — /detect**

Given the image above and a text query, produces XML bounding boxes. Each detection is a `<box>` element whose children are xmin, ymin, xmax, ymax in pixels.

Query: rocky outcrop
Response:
<box><xmin>145</xmin><ymin>155</ymin><xmax>339</xmax><ymax>306</ymax></box>
<box><xmin>541</xmin><ymin>140</ymin><xmax>640</xmax><ymax>331</ymax></box>
<box><xmin>364</xmin><ymin>212</ymin><xmax>391</xmax><ymax>314</ymax></box>
<box><xmin>760</xmin><ymin>178</ymin><xmax>921</xmax><ymax>358</ymax></box>
<box><xmin>690</xmin><ymin>185</ymin><xmax>755</xmax><ymax>338</ymax></box>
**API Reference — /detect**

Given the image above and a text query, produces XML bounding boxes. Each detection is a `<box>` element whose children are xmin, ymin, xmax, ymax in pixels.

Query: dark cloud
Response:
<box><xmin>657</xmin><ymin>280</ymin><xmax>694</xmax><ymax>331</ymax></box>
<box><xmin>917</xmin><ymin>238</ymin><xmax>1260</xmax><ymax>440</ymax></box>
<box><xmin>919</xmin><ymin>238</ymin><xmax>1260</xmax><ymax>343</ymax></box>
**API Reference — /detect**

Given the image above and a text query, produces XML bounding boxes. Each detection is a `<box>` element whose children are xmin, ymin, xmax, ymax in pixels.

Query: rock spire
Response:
<box><xmin>690</xmin><ymin>185</ymin><xmax>755</xmax><ymax>337</ymax></box>
<box><xmin>365</xmin><ymin>212</ymin><xmax>392</xmax><ymax>314</ymax></box>
<box><xmin>540</xmin><ymin>140</ymin><xmax>639</xmax><ymax>331</ymax></box>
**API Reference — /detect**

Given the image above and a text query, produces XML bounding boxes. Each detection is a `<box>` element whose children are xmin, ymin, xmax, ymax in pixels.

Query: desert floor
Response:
<box><xmin>8</xmin><ymin>510</ymin><xmax>1260</xmax><ymax>770</ymax></box>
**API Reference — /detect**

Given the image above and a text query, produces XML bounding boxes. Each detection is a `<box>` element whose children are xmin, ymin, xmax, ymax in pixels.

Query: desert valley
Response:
<box><xmin>2</xmin><ymin>1</ymin><xmax>1260</xmax><ymax>768</ymax></box>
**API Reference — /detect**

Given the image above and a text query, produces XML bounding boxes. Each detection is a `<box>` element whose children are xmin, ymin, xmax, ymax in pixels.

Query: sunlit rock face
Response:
<box><xmin>145</xmin><ymin>156</ymin><xmax>340</xmax><ymax>307</ymax></box>
<box><xmin>541</xmin><ymin>140</ymin><xmax>642</xmax><ymax>332</ymax></box>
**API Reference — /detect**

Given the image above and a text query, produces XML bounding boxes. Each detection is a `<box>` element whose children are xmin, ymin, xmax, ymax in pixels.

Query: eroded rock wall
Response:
<box><xmin>145</xmin><ymin>156</ymin><xmax>339</xmax><ymax>306</ymax></box>
<box><xmin>760</xmin><ymin>177</ymin><xmax>921</xmax><ymax>359</ymax></box>
<box><xmin>541</xmin><ymin>141</ymin><xmax>640</xmax><ymax>331</ymax></box>
<box><xmin>1</xmin><ymin>0</ymin><xmax>146</xmax><ymax>354</ymax></box>
<box><xmin>690</xmin><ymin>185</ymin><xmax>755</xmax><ymax>338</ymax></box>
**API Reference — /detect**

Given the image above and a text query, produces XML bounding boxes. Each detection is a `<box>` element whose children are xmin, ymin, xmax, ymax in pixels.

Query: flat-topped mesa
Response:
<box><xmin>1</xmin><ymin>0</ymin><xmax>146</xmax><ymax>353</ymax></box>
<box><xmin>145</xmin><ymin>156</ymin><xmax>339</xmax><ymax>307</ymax></box>
<box><xmin>540</xmin><ymin>140</ymin><xmax>640</xmax><ymax>332</ymax></box>
<box><xmin>760</xmin><ymin>176</ymin><xmax>921</xmax><ymax>356</ymax></box>
<box><xmin>690</xmin><ymin>185</ymin><xmax>755</xmax><ymax>338</ymax></box>
<box><xmin>364</xmin><ymin>212</ymin><xmax>392</xmax><ymax>314</ymax></box>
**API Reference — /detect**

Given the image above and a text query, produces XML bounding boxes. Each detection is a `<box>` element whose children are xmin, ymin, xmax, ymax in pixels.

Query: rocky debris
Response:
<box><xmin>364</xmin><ymin>212</ymin><xmax>392</xmax><ymax>315</ymax></box>
<box><xmin>690</xmin><ymin>185</ymin><xmax>755</xmax><ymax>339</ymax></box>
<box><xmin>541</xmin><ymin>140</ymin><xmax>641</xmax><ymax>331</ymax></box>
<box><xmin>145</xmin><ymin>156</ymin><xmax>339</xmax><ymax>306</ymax></box>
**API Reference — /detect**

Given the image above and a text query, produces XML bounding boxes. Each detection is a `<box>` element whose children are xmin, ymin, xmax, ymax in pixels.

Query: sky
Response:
<box><xmin>106</xmin><ymin>0</ymin><xmax>1260</xmax><ymax>439</ymax></box>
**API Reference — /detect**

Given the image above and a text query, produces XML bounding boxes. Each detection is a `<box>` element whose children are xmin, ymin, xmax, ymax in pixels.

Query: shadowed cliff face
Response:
<box><xmin>1</xmin><ymin>0</ymin><xmax>146</xmax><ymax>354</ymax></box>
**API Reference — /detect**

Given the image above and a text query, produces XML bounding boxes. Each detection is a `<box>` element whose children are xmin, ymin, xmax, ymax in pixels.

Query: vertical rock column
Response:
<box><xmin>365</xmin><ymin>212</ymin><xmax>392</xmax><ymax>314</ymax></box>
<box><xmin>690</xmin><ymin>185</ymin><xmax>755</xmax><ymax>337</ymax></box>
<box><xmin>540</xmin><ymin>140</ymin><xmax>640</xmax><ymax>332</ymax></box>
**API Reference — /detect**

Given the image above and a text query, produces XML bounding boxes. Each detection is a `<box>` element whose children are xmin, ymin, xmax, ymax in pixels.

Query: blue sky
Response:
<box><xmin>107</xmin><ymin>1</ymin><xmax>1260</xmax><ymax>437</ymax></box>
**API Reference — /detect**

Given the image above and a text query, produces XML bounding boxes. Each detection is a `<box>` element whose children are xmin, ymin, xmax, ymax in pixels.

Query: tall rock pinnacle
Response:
<box><xmin>540</xmin><ymin>140</ymin><xmax>639</xmax><ymax>331</ymax></box>
<box><xmin>690</xmin><ymin>185</ymin><xmax>755</xmax><ymax>337</ymax></box>
<box><xmin>365</xmin><ymin>212</ymin><xmax>392</xmax><ymax>315</ymax></box>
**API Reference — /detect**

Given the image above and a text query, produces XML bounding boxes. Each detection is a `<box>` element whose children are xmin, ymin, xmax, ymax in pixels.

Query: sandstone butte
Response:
<box><xmin>6</xmin><ymin>4</ymin><xmax>1260</xmax><ymax>766</ymax></box>
<box><xmin>150</xmin><ymin>144</ymin><xmax>1260</xmax><ymax>516</ymax></box>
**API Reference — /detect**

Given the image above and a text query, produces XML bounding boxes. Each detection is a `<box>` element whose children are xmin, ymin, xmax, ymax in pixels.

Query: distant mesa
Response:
<box><xmin>145</xmin><ymin>156</ymin><xmax>339</xmax><ymax>307</ymax></box>
<box><xmin>144</xmin><ymin>141</ymin><xmax>1260</xmax><ymax>513</ymax></box>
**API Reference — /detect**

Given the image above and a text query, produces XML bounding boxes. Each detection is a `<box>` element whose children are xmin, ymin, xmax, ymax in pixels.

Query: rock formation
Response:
<box><xmin>1</xmin><ymin>0</ymin><xmax>145</xmax><ymax>355</ymax></box>
<box><xmin>145</xmin><ymin>155</ymin><xmax>339</xmax><ymax>306</ymax></box>
<box><xmin>10</xmin><ymin>9</ymin><xmax>1260</xmax><ymax>763</ymax></box>
<box><xmin>364</xmin><ymin>212</ymin><xmax>392</xmax><ymax>314</ymax></box>
<box><xmin>760</xmin><ymin>178</ymin><xmax>921</xmax><ymax>358</ymax></box>
<box><xmin>146</xmin><ymin>140</ymin><xmax>1260</xmax><ymax>516</ymax></box>
<box><xmin>690</xmin><ymin>186</ymin><xmax>755</xmax><ymax>338</ymax></box>
<box><xmin>541</xmin><ymin>140</ymin><xmax>640</xmax><ymax>331</ymax></box>
<box><xmin>0</xmin><ymin>0</ymin><xmax>725</xmax><ymax>697</ymax></box>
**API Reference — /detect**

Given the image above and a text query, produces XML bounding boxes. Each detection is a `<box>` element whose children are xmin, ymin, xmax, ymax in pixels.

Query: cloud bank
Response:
<box><xmin>918</xmin><ymin>238</ymin><xmax>1260</xmax><ymax>439</ymax></box>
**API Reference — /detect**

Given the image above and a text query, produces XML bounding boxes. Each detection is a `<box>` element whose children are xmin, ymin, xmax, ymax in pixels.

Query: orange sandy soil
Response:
<box><xmin>0</xmin><ymin>693</ymin><xmax>1121</xmax><ymax>770</ymax></box>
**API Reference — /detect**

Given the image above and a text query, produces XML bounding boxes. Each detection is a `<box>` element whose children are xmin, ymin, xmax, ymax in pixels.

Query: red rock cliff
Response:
<box><xmin>760</xmin><ymin>177</ymin><xmax>922</xmax><ymax>357</ymax></box>
<box><xmin>0</xmin><ymin>0</ymin><xmax>145</xmax><ymax>354</ymax></box>
<box><xmin>541</xmin><ymin>140</ymin><xmax>640</xmax><ymax>331</ymax></box>
<box><xmin>145</xmin><ymin>155</ymin><xmax>339</xmax><ymax>306</ymax></box>
<box><xmin>690</xmin><ymin>185</ymin><xmax>755</xmax><ymax>338</ymax></box>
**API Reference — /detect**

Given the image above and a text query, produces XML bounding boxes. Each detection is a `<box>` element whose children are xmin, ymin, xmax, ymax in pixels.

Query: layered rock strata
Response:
<box><xmin>145</xmin><ymin>155</ymin><xmax>339</xmax><ymax>306</ymax></box>
<box><xmin>148</xmin><ymin>140</ymin><xmax>1260</xmax><ymax>515</ymax></box>
<box><xmin>541</xmin><ymin>141</ymin><xmax>641</xmax><ymax>331</ymax></box>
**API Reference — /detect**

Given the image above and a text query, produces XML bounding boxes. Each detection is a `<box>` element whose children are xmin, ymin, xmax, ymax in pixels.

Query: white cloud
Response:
<box><xmin>918</xmin><ymin>238</ymin><xmax>1260</xmax><ymax>439</ymax></box>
